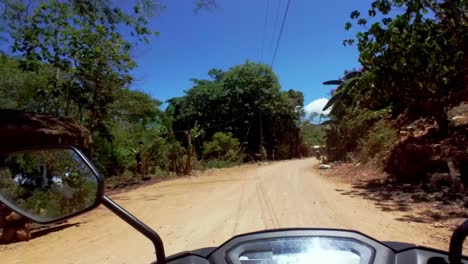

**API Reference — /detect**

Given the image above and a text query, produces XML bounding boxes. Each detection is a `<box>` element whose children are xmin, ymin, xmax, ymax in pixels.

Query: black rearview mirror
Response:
<box><xmin>0</xmin><ymin>147</ymin><xmax>103</xmax><ymax>223</ymax></box>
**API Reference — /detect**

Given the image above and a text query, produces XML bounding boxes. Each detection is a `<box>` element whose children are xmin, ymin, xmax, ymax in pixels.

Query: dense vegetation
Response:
<box><xmin>324</xmin><ymin>0</ymin><xmax>467</xmax><ymax>184</ymax></box>
<box><xmin>167</xmin><ymin>64</ymin><xmax>308</xmax><ymax>161</ymax></box>
<box><xmin>0</xmin><ymin>1</ymin><xmax>323</xmax><ymax>181</ymax></box>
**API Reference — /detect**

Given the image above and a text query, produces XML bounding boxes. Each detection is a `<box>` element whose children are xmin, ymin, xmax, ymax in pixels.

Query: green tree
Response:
<box><xmin>344</xmin><ymin>0</ymin><xmax>466</xmax><ymax>133</ymax></box>
<box><xmin>167</xmin><ymin>62</ymin><xmax>305</xmax><ymax>160</ymax></box>
<box><xmin>203</xmin><ymin>132</ymin><xmax>241</xmax><ymax>160</ymax></box>
<box><xmin>324</xmin><ymin>0</ymin><xmax>467</xmax><ymax>161</ymax></box>
<box><xmin>0</xmin><ymin>55</ymin><xmax>50</xmax><ymax>111</ymax></box>
<box><xmin>1</xmin><ymin>0</ymin><xmax>157</xmax><ymax>156</ymax></box>
<box><xmin>0</xmin><ymin>0</ymin><xmax>227</xmax><ymax>178</ymax></box>
<box><xmin>92</xmin><ymin>89</ymin><xmax>170</xmax><ymax>177</ymax></box>
<box><xmin>300</xmin><ymin>123</ymin><xmax>325</xmax><ymax>146</ymax></box>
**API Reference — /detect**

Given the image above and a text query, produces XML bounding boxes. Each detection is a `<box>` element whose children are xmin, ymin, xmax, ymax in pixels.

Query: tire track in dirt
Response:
<box><xmin>231</xmin><ymin>181</ymin><xmax>246</xmax><ymax>236</ymax></box>
<box><xmin>255</xmin><ymin>181</ymin><xmax>269</xmax><ymax>229</ymax></box>
<box><xmin>0</xmin><ymin>158</ymin><xmax>460</xmax><ymax>264</ymax></box>
<box><xmin>256</xmin><ymin>180</ymin><xmax>280</xmax><ymax>228</ymax></box>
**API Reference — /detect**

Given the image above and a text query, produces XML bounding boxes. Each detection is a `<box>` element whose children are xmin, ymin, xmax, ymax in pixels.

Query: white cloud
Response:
<box><xmin>304</xmin><ymin>98</ymin><xmax>330</xmax><ymax>118</ymax></box>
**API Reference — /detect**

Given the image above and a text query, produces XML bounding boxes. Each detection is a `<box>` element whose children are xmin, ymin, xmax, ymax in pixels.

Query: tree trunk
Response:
<box><xmin>88</xmin><ymin>63</ymin><xmax>103</xmax><ymax>158</ymax></box>
<box><xmin>64</xmin><ymin>79</ymin><xmax>73</xmax><ymax>116</ymax></box>
<box><xmin>88</xmin><ymin>96</ymin><xmax>97</xmax><ymax>158</ymax></box>
<box><xmin>184</xmin><ymin>131</ymin><xmax>192</xmax><ymax>174</ymax></box>
<box><xmin>78</xmin><ymin>105</ymin><xmax>83</xmax><ymax>122</ymax></box>
<box><xmin>54</xmin><ymin>67</ymin><xmax>61</xmax><ymax>116</ymax></box>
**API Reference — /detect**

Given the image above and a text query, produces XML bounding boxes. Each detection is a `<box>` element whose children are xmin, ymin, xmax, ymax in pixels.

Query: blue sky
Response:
<box><xmin>131</xmin><ymin>0</ymin><xmax>373</xmax><ymax>114</ymax></box>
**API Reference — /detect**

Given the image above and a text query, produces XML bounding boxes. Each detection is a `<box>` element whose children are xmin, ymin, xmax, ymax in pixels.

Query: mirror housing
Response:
<box><xmin>0</xmin><ymin>146</ymin><xmax>104</xmax><ymax>224</ymax></box>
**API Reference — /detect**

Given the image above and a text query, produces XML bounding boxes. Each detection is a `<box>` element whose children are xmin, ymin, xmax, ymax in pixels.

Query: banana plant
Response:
<box><xmin>322</xmin><ymin>71</ymin><xmax>364</xmax><ymax>117</ymax></box>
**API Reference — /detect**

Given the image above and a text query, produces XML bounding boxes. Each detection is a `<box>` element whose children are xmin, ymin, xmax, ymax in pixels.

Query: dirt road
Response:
<box><xmin>0</xmin><ymin>158</ymin><xmax>454</xmax><ymax>263</ymax></box>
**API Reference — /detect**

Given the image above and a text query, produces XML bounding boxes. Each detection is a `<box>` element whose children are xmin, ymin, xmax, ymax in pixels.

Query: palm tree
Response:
<box><xmin>322</xmin><ymin>71</ymin><xmax>363</xmax><ymax>116</ymax></box>
<box><xmin>321</xmin><ymin>70</ymin><xmax>365</xmax><ymax>161</ymax></box>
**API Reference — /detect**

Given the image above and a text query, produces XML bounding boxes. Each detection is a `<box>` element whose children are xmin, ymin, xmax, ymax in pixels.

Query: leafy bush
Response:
<box><xmin>301</xmin><ymin>123</ymin><xmax>325</xmax><ymax>146</ymax></box>
<box><xmin>203</xmin><ymin>132</ymin><xmax>242</xmax><ymax>160</ymax></box>
<box><xmin>358</xmin><ymin>119</ymin><xmax>398</xmax><ymax>164</ymax></box>
<box><xmin>299</xmin><ymin>122</ymin><xmax>325</xmax><ymax>157</ymax></box>
<box><xmin>325</xmin><ymin>108</ymin><xmax>390</xmax><ymax>161</ymax></box>
<box><xmin>121</xmin><ymin>170</ymin><xmax>135</xmax><ymax>179</ymax></box>
<box><xmin>275</xmin><ymin>144</ymin><xmax>291</xmax><ymax>160</ymax></box>
<box><xmin>114</xmin><ymin>147</ymin><xmax>137</xmax><ymax>173</ymax></box>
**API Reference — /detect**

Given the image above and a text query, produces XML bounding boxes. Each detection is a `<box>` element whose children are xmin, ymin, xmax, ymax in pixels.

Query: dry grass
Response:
<box><xmin>321</xmin><ymin>159</ymin><xmax>387</xmax><ymax>183</ymax></box>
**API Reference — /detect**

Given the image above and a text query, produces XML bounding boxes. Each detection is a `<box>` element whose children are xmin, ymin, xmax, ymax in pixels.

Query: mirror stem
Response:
<box><xmin>449</xmin><ymin>219</ymin><xmax>468</xmax><ymax>264</ymax></box>
<box><xmin>101</xmin><ymin>195</ymin><xmax>166</xmax><ymax>264</ymax></box>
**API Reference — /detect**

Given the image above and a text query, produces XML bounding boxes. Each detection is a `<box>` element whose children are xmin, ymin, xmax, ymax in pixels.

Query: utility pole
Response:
<box><xmin>259</xmin><ymin>109</ymin><xmax>264</xmax><ymax>161</ymax></box>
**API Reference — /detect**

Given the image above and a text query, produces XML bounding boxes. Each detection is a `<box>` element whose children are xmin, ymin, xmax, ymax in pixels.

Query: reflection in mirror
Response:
<box><xmin>0</xmin><ymin>148</ymin><xmax>98</xmax><ymax>222</ymax></box>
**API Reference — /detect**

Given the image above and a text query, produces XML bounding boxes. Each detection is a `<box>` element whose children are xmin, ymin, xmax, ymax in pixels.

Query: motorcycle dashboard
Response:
<box><xmin>166</xmin><ymin>229</ymin><xmax>468</xmax><ymax>264</ymax></box>
<box><xmin>227</xmin><ymin>236</ymin><xmax>373</xmax><ymax>264</ymax></box>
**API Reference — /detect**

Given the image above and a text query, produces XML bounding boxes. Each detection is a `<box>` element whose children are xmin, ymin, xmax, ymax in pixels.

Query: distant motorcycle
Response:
<box><xmin>0</xmin><ymin>147</ymin><xmax>466</xmax><ymax>264</ymax></box>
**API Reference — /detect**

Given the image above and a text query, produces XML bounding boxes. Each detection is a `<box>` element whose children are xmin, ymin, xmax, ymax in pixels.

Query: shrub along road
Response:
<box><xmin>0</xmin><ymin>158</ymin><xmax>459</xmax><ymax>263</ymax></box>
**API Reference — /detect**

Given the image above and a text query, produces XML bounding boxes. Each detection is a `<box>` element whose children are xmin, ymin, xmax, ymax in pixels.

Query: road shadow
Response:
<box><xmin>31</xmin><ymin>222</ymin><xmax>83</xmax><ymax>240</ymax></box>
<box><xmin>335</xmin><ymin>179</ymin><xmax>467</xmax><ymax>224</ymax></box>
<box><xmin>0</xmin><ymin>222</ymin><xmax>83</xmax><ymax>245</ymax></box>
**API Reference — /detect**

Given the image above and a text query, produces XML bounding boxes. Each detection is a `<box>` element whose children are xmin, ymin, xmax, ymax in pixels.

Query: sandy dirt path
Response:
<box><xmin>0</xmin><ymin>158</ymin><xmax>455</xmax><ymax>263</ymax></box>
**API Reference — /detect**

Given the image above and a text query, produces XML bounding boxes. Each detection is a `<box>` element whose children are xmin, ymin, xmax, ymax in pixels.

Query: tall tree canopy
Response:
<box><xmin>344</xmin><ymin>0</ymin><xmax>466</xmax><ymax>127</ymax></box>
<box><xmin>325</xmin><ymin>0</ymin><xmax>467</xmax><ymax>161</ymax></box>
<box><xmin>0</xmin><ymin>0</ymin><xmax>158</xmax><ymax>156</ymax></box>
<box><xmin>167</xmin><ymin>62</ymin><xmax>305</xmax><ymax>160</ymax></box>
<box><xmin>0</xmin><ymin>1</ymin><xmax>320</xmax><ymax>179</ymax></box>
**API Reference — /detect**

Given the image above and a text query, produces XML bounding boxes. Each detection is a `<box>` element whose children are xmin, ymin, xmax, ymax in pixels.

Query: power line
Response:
<box><xmin>269</xmin><ymin>0</ymin><xmax>283</xmax><ymax>58</ymax></box>
<box><xmin>176</xmin><ymin>1</ymin><xmax>284</xmax><ymax>153</ymax></box>
<box><xmin>259</xmin><ymin>0</ymin><xmax>270</xmax><ymax>62</ymax></box>
<box><xmin>271</xmin><ymin>0</ymin><xmax>291</xmax><ymax>67</ymax></box>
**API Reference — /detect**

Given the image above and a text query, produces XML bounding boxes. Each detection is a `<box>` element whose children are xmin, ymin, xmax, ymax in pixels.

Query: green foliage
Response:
<box><xmin>111</xmin><ymin>89</ymin><xmax>163</xmax><ymax>124</ymax></box>
<box><xmin>300</xmin><ymin>123</ymin><xmax>325</xmax><ymax>146</ymax></box>
<box><xmin>346</xmin><ymin>0</ymin><xmax>466</xmax><ymax>127</ymax></box>
<box><xmin>357</xmin><ymin>119</ymin><xmax>398</xmax><ymax>164</ymax></box>
<box><xmin>0</xmin><ymin>0</ymin><xmax>157</xmax><ymax>156</ymax></box>
<box><xmin>0</xmin><ymin>169</ymin><xmax>26</xmax><ymax>200</ymax></box>
<box><xmin>325</xmin><ymin>0</ymin><xmax>467</xmax><ymax>162</ymax></box>
<box><xmin>325</xmin><ymin>107</ymin><xmax>391</xmax><ymax>161</ymax></box>
<box><xmin>0</xmin><ymin>1</ymin><xmax>310</xmax><ymax>182</ymax></box>
<box><xmin>167</xmin><ymin>62</ymin><xmax>304</xmax><ymax>160</ymax></box>
<box><xmin>203</xmin><ymin>132</ymin><xmax>241</xmax><ymax>160</ymax></box>
<box><xmin>0</xmin><ymin>55</ymin><xmax>51</xmax><ymax>111</ymax></box>
<box><xmin>93</xmin><ymin>89</ymin><xmax>172</xmax><ymax>177</ymax></box>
